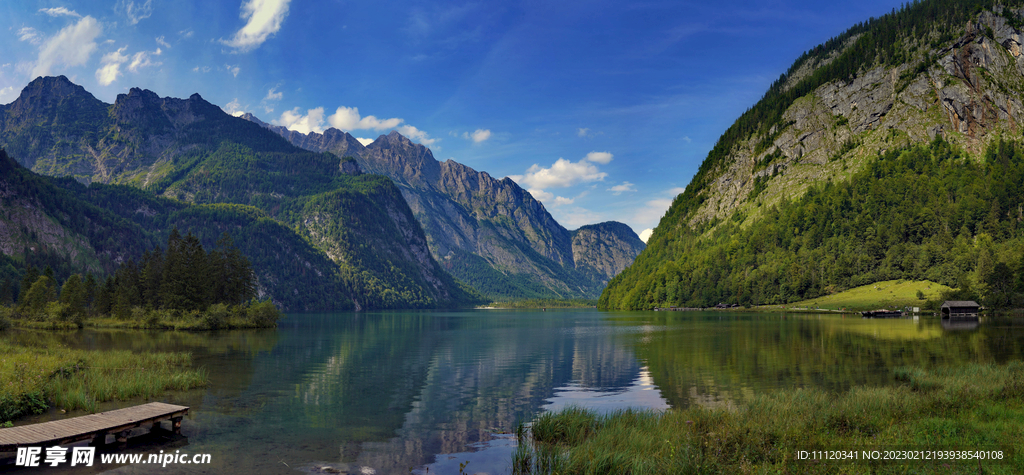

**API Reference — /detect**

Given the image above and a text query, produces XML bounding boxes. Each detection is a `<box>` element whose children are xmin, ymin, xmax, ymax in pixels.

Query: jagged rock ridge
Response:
<box><xmin>241</xmin><ymin>115</ymin><xmax>645</xmax><ymax>299</ymax></box>
<box><xmin>0</xmin><ymin>79</ymin><xmax>477</xmax><ymax>309</ymax></box>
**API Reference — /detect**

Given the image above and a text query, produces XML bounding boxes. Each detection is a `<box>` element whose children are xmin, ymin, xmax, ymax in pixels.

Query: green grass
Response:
<box><xmin>0</xmin><ymin>339</ymin><xmax>206</xmax><ymax>423</ymax></box>
<box><xmin>784</xmin><ymin>279</ymin><xmax>951</xmax><ymax>311</ymax></box>
<box><xmin>514</xmin><ymin>363</ymin><xmax>1024</xmax><ymax>474</ymax></box>
<box><xmin>484</xmin><ymin>299</ymin><xmax>599</xmax><ymax>309</ymax></box>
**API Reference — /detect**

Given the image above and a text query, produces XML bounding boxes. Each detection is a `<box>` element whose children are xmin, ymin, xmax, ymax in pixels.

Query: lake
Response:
<box><xmin>5</xmin><ymin>310</ymin><xmax>1023</xmax><ymax>474</ymax></box>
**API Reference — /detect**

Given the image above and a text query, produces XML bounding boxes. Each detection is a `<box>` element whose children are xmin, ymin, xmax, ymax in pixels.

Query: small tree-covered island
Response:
<box><xmin>2</xmin><ymin>0</ymin><xmax>1024</xmax><ymax>473</ymax></box>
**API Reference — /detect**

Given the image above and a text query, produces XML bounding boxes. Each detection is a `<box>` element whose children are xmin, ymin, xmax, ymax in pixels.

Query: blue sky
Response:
<box><xmin>1</xmin><ymin>0</ymin><xmax>908</xmax><ymax>240</ymax></box>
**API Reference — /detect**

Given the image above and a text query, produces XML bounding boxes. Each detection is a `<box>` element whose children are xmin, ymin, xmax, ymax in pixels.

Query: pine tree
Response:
<box><xmin>160</xmin><ymin>228</ymin><xmax>188</xmax><ymax>310</ymax></box>
<box><xmin>83</xmin><ymin>273</ymin><xmax>97</xmax><ymax>311</ymax></box>
<box><xmin>140</xmin><ymin>249</ymin><xmax>164</xmax><ymax>308</ymax></box>
<box><xmin>0</xmin><ymin>279</ymin><xmax>12</xmax><ymax>305</ymax></box>
<box><xmin>18</xmin><ymin>265</ymin><xmax>39</xmax><ymax>307</ymax></box>
<box><xmin>59</xmin><ymin>274</ymin><xmax>88</xmax><ymax>320</ymax></box>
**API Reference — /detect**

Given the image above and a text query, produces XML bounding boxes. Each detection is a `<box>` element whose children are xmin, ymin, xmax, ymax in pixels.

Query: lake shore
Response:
<box><xmin>513</xmin><ymin>362</ymin><xmax>1024</xmax><ymax>474</ymax></box>
<box><xmin>0</xmin><ymin>338</ymin><xmax>206</xmax><ymax>424</ymax></box>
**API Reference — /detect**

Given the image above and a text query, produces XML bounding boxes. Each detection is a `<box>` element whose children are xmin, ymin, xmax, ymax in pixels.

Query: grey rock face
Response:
<box><xmin>242</xmin><ymin>116</ymin><xmax>645</xmax><ymax>298</ymax></box>
<box><xmin>686</xmin><ymin>8</ymin><xmax>1024</xmax><ymax>227</ymax></box>
<box><xmin>572</xmin><ymin>222</ymin><xmax>647</xmax><ymax>284</ymax></box>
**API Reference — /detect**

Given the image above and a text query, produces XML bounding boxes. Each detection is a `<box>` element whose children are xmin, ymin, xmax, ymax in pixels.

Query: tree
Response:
<box><xmin>19</xmin><ymin>276</ymin><xmax>57</xmax><ymax>319</ymax></box>
<box><xmin>18</xmin><ymin>265</ymin><xmax>39</xmax><ymax>307</ymax></box>
<box><xmin>59</xmin><ymin>274</ymin><xmax>88</xmax><ymax>320</ymax></box>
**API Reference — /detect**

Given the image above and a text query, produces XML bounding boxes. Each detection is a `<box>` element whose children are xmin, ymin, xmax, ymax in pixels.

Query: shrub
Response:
<box><xmin>246</xmin><ymin>300</ymin><xmax>280</xmax><ymax>327</ymax></box>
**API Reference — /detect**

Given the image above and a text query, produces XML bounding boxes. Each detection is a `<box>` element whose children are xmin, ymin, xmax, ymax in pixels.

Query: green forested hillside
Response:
<box><xmin>601</xmin><ymin>138</ymin><xmax>1024</xmax><ymax>309</ymax></box>
<box><xmin>603</xmin><ymin>0</ymin><xmax>1024</xmax><ymax>310</ymax></box>
<box><xmin>672</xmin><ymin>0</ymin><xmax>1020</xmax><ymax>226</ymax></box>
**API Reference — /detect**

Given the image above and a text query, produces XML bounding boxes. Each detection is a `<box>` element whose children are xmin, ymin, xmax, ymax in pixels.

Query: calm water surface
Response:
<box><xmin>5</xmin><ymin>310</ymin><xmax>1024</xmax><ymax>474</ymax></box>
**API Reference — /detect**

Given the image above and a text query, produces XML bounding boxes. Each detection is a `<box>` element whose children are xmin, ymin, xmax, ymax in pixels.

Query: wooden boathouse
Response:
<box><xmin>940</xmin><ymin>300</ymin><xmax>980</xmax><ymax>320</ymax></box>
<box><xmin>0</xmin><ymin>402</ymin><xmax>188</xmax><ymax>452</ymax></box>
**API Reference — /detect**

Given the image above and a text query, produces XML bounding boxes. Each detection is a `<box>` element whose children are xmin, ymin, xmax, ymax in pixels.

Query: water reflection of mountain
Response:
<box><xmin>628</xmin><ymin>312</ymin><xmax>1024</xmax><ymax>410</ymax></box>
<box><xmin>277</xmin><ymin>312</ymin><xmax>646</xmax><ymax>474</ymax></box>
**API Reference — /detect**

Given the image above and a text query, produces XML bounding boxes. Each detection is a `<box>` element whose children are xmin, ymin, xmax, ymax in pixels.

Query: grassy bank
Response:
<box><xmin>783</xmin><ymin>279</ymin><xmax>951</xmax><ymax>312</ymax></box>
<box><xmin>2</xmin><ymin>300</ymin><xmax>281</xmax><ymax>331</ymax></box>
<box><xmin>483</xmin><ymin>299</ymin><xmax>599</xmax><ymax>309</ymax></box>
<box><xmin>0</xmin><ymin>339</ymin><xmax>206</xmax><ymax>424</ymax></box>
<box><xmin>513</xmin><ymin>363</ymin><xmax>1024</xmax><ymax>474</ymax></box>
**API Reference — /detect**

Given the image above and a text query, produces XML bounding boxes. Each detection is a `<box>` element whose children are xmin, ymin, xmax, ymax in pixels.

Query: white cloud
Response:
<box><xmin>225</xmin><ymin>64</ymin><xmax>241</xmax><ymax>77</ymax></box>
<box><xmin>155</xmin><ymin>36</ymin><xmax>171</xmax><ymax>49</ymax></box>
<box><xmin>608</xmin><ymin>182</ymin><xmax>636</xmax><ymax>195</ymax></box>
<box><xmin>398</xmin><ymin>124</ymin><xmax>437</xmax><ymax>146</ymax></box>
<box><xmin>682</xmin><ymin>136</ymin><xmax>692</xmax><ymax>143</ymax></box>
<box><xmin>328</xmin><ymin>106</ymin><xmax>403</xmax><ymax>131</ymax></box>
<box><xmin>461</xmin><ymin>128</ymin><xmax>491</xmax><ymax>143</ymax></box>
<box><xmin>356</xmin><ymin>137</ymin><xmax>374</xmax><ymax>146</ymax></box>
<box><xmin>559</xmin><ymin>207</ymin><xmax>605</xmax><ymax>229</ymax></box>
<box><xmin>193</xmin><ymin>65</ymin><xmax>211</xmax><ymax>73</ymax></box>
<box><xmin>275</xmin><ymin>106</ymin><xmax>325</xmax><ymax>134</ymax></box>
<box><xmin>18</xmin><ymin>27</ymin><xmax>42</xmax><ymax>45</ymax></box>
<box><xmin>276</xmin><ymin>104</ymin><xmax>437</xmax><ymax>145</ymax></box>
<box><xmin>118</xmin><ymin>0</ymin><xmax>154</xmax><ymax>25</ymax></box>
<box><xmin>634</xmin><ymin>197</ymin><xmax>674</xmax><ymax>229</ymax></box>
<box><xmin>0</xmin><ymin>86</ymin><xmax>17</xmax><ymax>104</ymax></box>
<box><xmin>223</xmin><ymin>98</ymin><xmax>245</xmax><ymax>117</ymax></box>
<box><xmin>264</xmin><ymin>87</ymin><xmax>283</xmax><ymax>102</ymax></box>
<box><xmin>39</xmin><ymin>7</ymin><xmax>81</xmax><ymax>18</ymax></box>
<box><xmin>639</xmin><ymin>229</ymin><xmax>653</xmax><ymax>243</ymax></box>
<box><xmin>529</xmin><ymin>189</ymin><xmax>553</xmax><ymax>202</ymax></box>
<box><xmin>553</xmin><ymin>196</ymin><xmax>575</xmax><ymax>206</ymax></box>
<box><xmin>577</xmin><ymin>127</ymin><xmax>590</xmax><ymax>137</ymax></box>
<box><xmin>179</xmin><ymin>29</ymin><xmax>194</xmax><ymax>39</ymax></box>
<box><xmin>669</xmin><ymin>186</ymin><xmax>686</xmax><ymax>195</ymax></box>
<box><xmin>95</xmin><ymin>46</ymin><xmax>129</xmax><ymax>86</ymax></box>
<box><xmin>30</xmin><ymin>16</ymin><xmax>102</xmax><ymax>78</ymax></box>
<box><xmin>261</xmin><ymin>86</ymin><xmax>283</xmax><ymax>113</ymax></box>
<box><xmin>128</xmin><ymin>48</ymin><xmax>161</xmax><ymax>72</ymax></box>
<box><xmin>221</xmin><ymin>0</ymin><xmax>292</xmax><ymax>52</ymax></box>
<box><xmin>509</xmin><ymin>157</ymin><xmax>607</xmax><ymax>190</ymax></box>
<box><xmin>584</xmin><ymin>151</ymin><xmax>613</xmax><ymax>164</ymax></box>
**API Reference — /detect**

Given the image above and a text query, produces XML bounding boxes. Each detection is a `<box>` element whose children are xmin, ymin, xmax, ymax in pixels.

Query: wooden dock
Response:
<box><xmin>0</xmin><ymin>402</ymin><xmax>188</xmax><ymax>452</ymax></box>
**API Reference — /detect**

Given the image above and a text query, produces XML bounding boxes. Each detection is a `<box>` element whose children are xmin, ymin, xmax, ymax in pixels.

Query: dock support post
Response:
<box><xmin>91</xmin><ymin>432</ymin><xmax>109</xmax><ymax>447</ymax></box>
<box><xmin>116</xmin><ymin>430</ymin><xmax>130</xmax><ymax>447</ymax></box>
<box><xmin>171</xmin><ymin>417</ymin><xmax>182</xmax><ymax>435</ymax></box>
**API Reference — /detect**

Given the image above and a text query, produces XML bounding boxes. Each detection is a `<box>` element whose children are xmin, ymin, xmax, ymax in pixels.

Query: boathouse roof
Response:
<box><xmin>940</xmin><ymin>300</ymin><xmax>980</xmax><ymax>308</ymax></box>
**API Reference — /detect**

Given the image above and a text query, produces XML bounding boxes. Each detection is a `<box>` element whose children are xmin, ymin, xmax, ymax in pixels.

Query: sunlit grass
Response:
<box><xmin>0</xmin><ymin>340</ymin><xmax>206</xmax><ymax>423</ymax></box>
<box><xmin>514</xmin><ymin>363</ymin><xmax>1024</xmax><ymax>474</ymax></box>
<box><xmin>785</xmin><ymin>279</ymin><xmax>951</xmax><ymax>311</ymax></box>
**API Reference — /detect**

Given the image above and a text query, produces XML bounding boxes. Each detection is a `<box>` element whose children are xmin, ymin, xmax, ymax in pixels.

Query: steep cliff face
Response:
<box><xmin>680</xmin><ymin>7</ymin><xmax>1024</xmax><ymax>228</ymax></box>
<box><xmin>243</xmin><ymin>116</ymin><xmax>644</xmax><ymax>299</ymax></box>
<box><xmin>571</xmin><ymin>222</ymin><xmax>647</xmax><ymax>285</ymax></box>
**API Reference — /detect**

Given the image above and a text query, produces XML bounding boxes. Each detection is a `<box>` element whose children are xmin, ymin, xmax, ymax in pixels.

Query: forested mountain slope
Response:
<box><xmin>603</xmin><ymin>0</ymin><xmax>1024</xmax><ymax>310</ymax></box>
<box><xmin>242</xmin><ymin>114</ymin><xmax>646</xmax><ymax>299</ymax></box>
<box><xmin>0</xmin><ymin>78</ymin><xmax>480</xmax><ymax>309</ymax></box>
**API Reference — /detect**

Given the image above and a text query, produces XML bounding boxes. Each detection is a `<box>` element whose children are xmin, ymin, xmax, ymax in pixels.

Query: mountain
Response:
<box><xmin>571</xmin><ymin>222</ymin><xmax>647</xmax><ymax>286</ymax></box>
<box><xmin>602</xmin><ymin>0</ymin><xmax>1024</xmax><ymax>310</ymax></box>
<box><xmin>241</xmin><ymin>114</ymin><xmax>645</xmax><ymax>299</ymax></box>
<box><xmin>0</xmin><ymin>77</ymin><xmax>480</xmax><ymax>310</ymax></box>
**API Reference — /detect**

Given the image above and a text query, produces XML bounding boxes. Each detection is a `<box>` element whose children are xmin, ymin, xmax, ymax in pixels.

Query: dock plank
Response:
<box><xmin>0</xmin><ymin>403</ymin><xmax>188</xmax><ymax>451</ymax></box>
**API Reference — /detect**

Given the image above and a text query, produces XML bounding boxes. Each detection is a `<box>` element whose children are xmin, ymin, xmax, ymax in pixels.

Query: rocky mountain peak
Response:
<box><xmin>571</xmin><ymin>222</ymin><xmax>646</xmax><ymax>284</ymax></box>
<box><xmin>19</xmin><ymin>75</ymin><xmax>89</xmax><ymax>101</ymax></box>
<box><xmin>3</xmin><ymin>76</ymin><xmax>105</xmax><ymax>126</ymax></box>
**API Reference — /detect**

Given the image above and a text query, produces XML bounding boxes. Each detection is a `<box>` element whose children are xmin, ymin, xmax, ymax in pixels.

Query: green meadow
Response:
<box><xmin>783</xmin><ymin>280</ymin><xmax>952</xmax><ymax>312</ymax></box>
